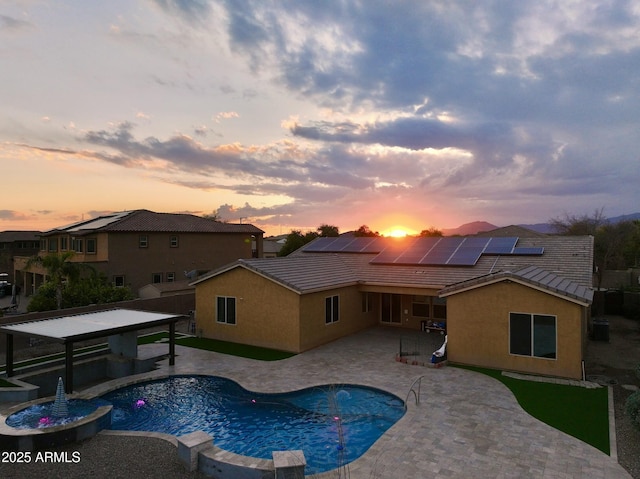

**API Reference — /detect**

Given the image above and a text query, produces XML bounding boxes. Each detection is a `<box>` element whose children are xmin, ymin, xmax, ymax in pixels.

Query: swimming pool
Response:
<box><xmin>100</xmin><ymin>375</ymin><xmax>405</xmax><ymax>474</ymax></box>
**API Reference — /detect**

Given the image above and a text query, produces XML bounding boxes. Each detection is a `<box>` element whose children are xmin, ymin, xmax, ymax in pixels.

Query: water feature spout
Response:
<box><xmin>52</xmin><ymin>377</ymin><xmax>69</xmax><ymax>418</ymax></box>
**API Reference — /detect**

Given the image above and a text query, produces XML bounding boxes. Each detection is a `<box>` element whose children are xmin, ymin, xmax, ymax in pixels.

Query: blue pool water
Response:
<box><xmin>100</xmin><ymin>375</ymin><xmax>405</xmax><ymax>474</ymax></box>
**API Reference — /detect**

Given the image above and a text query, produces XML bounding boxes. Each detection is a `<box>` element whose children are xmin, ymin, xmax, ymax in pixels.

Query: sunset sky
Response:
<box><xmin>2</xmin><ymin>1</ymin><xmax>639</xmax><ymax>237</ymax></box>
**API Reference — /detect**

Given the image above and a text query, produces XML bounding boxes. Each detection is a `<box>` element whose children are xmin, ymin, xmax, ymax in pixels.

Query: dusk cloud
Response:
<box><xmin>1</xmin><ymin>1</ymin><xmax>638</xmax><ymax>234</ymax></box>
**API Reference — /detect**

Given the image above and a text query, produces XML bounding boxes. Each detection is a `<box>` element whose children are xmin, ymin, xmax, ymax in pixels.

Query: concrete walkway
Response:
<box><xmin>79</xmin><ymin>326</ymin><xmax>631</xmax><ymax>479</ymax></box>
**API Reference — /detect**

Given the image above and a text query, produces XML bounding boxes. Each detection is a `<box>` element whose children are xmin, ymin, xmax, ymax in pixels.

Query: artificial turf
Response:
<box><xmin>175</xmin><ymin>336</ymin><xmax>296</xmax><ymax>361</ymax></box>
<box><xmin>0</xmin><ymin>377</ymin><xmax>16</xmax><ymax>387</ymax></box>
<box><xmin>457</xmin><ymin>365</ymin><xmax>610</xmax><ymax>454</ymax></box>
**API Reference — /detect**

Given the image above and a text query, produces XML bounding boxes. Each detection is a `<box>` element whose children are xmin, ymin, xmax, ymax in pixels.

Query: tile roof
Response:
<box><xmin>475</xmin><ymin>225</ymin><xmax>548</xmax><ymax>238</ymax></box>
<box><xmin>194</xmin><ymin>255</ymin><xmax>359</xmax><ymax>293</ymax></box>
<box><xmin>439</xmin><ymin>265</ymin><xmax>594</xmax><ymax>304</ymax></box>
<box><xmin>0</xmin><ymin>231</ymin><xmax>41</xmax><ymax>242</ymax></box>
<box><xmin>42</xmin><ymin>209</ymin><xmax>264</xmax><ymax>235</ymax></box>
<box><xmin>195</xmin><ymin>235</ymin><xmax>593</xmax><ymax>302</ymax></box>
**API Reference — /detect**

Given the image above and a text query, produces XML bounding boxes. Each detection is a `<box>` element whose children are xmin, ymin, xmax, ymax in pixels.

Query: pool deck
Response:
<box><xmin>71</xmin><ymin>326</ymin><xmax>631</xmax><ymax>478</ymax></box>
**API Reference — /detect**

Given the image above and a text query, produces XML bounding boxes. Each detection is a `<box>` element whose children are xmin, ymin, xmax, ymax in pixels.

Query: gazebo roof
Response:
<box><xmin>0</xmin><ymin>308</ymin><xmax>184</xmax><ymax>343</ymax></box>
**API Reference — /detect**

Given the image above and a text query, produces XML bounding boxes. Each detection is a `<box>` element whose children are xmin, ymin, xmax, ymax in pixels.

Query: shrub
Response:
<box><xmin>626</xmin><ymin>391</ymin><xmax>640</xmax><ymax>432</ymax></box>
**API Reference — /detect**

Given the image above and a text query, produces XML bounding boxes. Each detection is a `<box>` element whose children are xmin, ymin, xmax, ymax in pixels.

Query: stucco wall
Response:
<box><xmin>298</xmin><ymin>285</ymin><xmax>378</xmax><ymax>351</ymax></box>
<box><xmin>195</xmin><ymin>272</ymin><xmax>380</xmax><ymax>353</ymax></box>
<box><xmin>446</xmin><ymin>281</ymin><xmax>585</xmax><ymax>379</ymax></box>
<box><xmin>195</xmin><ymin>267</ymin><xmax>301</xmax><ymax>352</ymax></box>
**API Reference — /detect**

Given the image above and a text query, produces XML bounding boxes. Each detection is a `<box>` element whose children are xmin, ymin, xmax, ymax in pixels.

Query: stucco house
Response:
<box><xmin>192</xmin><ymin>233</ymin><xmax>594</xmax><ymax>380</ymax></box>
<box><xmin>14</xmin><ymin>210</ymin><xmax>264</xmax><ymax>296</ymax></box>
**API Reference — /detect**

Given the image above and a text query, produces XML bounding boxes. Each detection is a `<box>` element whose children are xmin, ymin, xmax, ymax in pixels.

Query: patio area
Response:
<box><xmin>1</xmin><ymin>326</ymin><xmax>633</xmax><ymax>478</ymax></box>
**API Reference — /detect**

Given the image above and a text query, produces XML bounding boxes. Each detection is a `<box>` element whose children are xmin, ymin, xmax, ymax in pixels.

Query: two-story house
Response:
<box><xmin>0</xmin><ymin>231</ymin><xmax>41</xmax><ymax>284</ymax></box>
<box><xmin>14</xmin><ymin>210</ymin><xmax>264</xmax><ymax>296</ymax></box>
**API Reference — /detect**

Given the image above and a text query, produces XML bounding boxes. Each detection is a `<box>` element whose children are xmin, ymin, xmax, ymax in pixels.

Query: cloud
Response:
<box><xmin>151</xmin><ymin>0</ymin><xmax>212</xmax><ymax>23</ymax></box>
<box><xmin>0</xmin><ymin>210</ymin><xmax>30</xmax><ymax>221</ymax></box>
<box><xmin>214</xmin><ymin>111</ymin><xmax>239</xmax><ymax>122</ymax></box>
<box><xmin>0</xmin><ymin>14</ymin><xmax>32</xmax><ymax>32</ymax></box>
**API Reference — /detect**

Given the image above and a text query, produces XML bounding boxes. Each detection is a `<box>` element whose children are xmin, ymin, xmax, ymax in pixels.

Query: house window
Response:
<box><xmin>432</xmin><ymin>297</ymin><xmax>447</xmax><ymax>319</ymax></box>
<box><xmin>139</xmin><ymin>235</ymin><xmax>148</xmax><ymax>248</ymax></box>
<box><xmin>40</xmin><ymin>239</ymin><xmax>46</xmax><ymax>251</ymax></box>
<box><xmin>60</xmin><ymin>237</ymin><xmax>68</xmax><ymax>251</ymax></box>
<box><xmin>113</xmin><ymin>276</ymin><xmax>125</xmax><ymax>287</ymax></box>
<box><xmin>152</xmin><ymin>273</ymin><xmax>162</xmax><ymax>284</ymax></box>
<box><xmin>217</xmin><ymin>296</ymin><xmax>236</xmax><ymax>324</ymax></box>
<box><xmin>362</xmin><ymin>292</ymin><xmax>374</xmax><ymax>313</ymax></box>
<box><xmin>325</xmin><ymin>295</ymin><xmax>339</xmax><ymax>324</ymax></box>
<box><xmin>86</xmin><ymin>238</ymin><xmax>97</xmax><ymax>254</ymax></box>
<box><xmin>72</xmin><ymin>238</ymin><xmax>83</xmax><ymax>253</ymax></box>
<box><xmin>412</xmin><ymin>295</ymin><xmax>430</xmax><ymax>317</ymax></box>
<box><xmin>48</xmin><ymin>238</ymin><xmax>58</xmax><ymax>252</ymax></box>
<box><xmin>167</xmin><ymin>272</ymin><xmax>175</xmax><ymax>282</ymax></box>
<box><xmin>170</xmin><ymin>235</ymin><xmax>179</xmax><ymax>248</ymax></box>
<box><xmin>509</xmin><ymin>313</ymin><xmax>557</xmax><ymax>359</ymax></box>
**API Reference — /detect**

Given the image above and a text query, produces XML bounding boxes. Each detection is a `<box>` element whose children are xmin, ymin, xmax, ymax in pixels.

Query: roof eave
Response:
<box><xmin>440</xmin><ymin>275</ymin><xmax>592</xmax><ymax>306</ymax></box>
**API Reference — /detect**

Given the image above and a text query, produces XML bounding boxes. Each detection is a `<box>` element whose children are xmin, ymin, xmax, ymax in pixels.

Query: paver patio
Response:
<box><xmin>80</xmin><ymin>326</ymin><xmax>631</xmax><ymax>478</ymax></box>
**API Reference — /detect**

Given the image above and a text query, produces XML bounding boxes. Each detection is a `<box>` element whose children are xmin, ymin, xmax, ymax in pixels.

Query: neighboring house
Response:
<box><xmin>14</xmin><ymin>210</ymin><xmax>264</xmax><ymax>296</ymax></box>
<box><xmin>192</xmin><ymin>233</ymin><xmax>594</xmax><ymax>380</ymax></box>
<box><xmin>0</xmin><ymin>231</ymin><xmax>41</xmax><ymax>284</ymax></box>
<box><xmin>261</xmin><ymin>235</ymin><xmax>288</xmax><ymax>258</ymax></box>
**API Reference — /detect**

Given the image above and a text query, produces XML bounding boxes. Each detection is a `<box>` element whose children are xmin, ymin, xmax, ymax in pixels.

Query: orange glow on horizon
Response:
<box><xmin>381</xmin><ymin>226</ymin><xmax>417</xmax><ymax>237</ymax></box>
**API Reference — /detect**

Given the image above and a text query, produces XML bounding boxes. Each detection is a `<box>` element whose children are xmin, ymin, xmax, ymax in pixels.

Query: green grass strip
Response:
<box><xmin>0</xmin><ymin>377</ymin><xmax>17</xmax><ymax>387</ymax></box>
<box><xmin>175</xmin><ymin>336</ymin><xmax>295</xmax><ymax>361</ymax></box>
<box><xmin>457</xmin><ymin>365</ymin><xmax>610</xmax><ymax>454</ymax></box>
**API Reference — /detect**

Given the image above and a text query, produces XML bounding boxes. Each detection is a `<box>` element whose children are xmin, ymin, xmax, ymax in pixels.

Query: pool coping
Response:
<box><xmin>0</xmin><ymin>329</ymin><xmax>632</xmax><ymax>479</ymax></box>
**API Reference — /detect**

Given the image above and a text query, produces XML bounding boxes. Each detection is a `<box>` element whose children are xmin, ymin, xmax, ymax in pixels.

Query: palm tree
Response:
<box><xmin>25</xmin><ymin>251</ymin><xmax>93</xmax><ymax>310</ymax></box>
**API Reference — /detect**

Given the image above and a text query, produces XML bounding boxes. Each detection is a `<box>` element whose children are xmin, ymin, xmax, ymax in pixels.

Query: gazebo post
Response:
<box><xmin>65</xmin><ymin>342</ymin><xmax>74</xmax><ymax>394</ymax></box>
<box><xmin>6</xmin><ymin>333</ymin><xmax>13</xmax><ymax>377</ymax></box>
<box><xmin>169</xmin><ymin>321</ymin><xmax>176</xmax><ymax>366</ymax></box>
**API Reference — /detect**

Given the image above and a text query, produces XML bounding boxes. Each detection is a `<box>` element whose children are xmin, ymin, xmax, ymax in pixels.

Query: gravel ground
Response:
<box><xmin>0</xmin><ymin>434</ymin><xmax>209</xmax><ymax>479</ymax></box>
<box><xmin>584</xmin><ymin>314</ymin><xmax>640</xmax><ymax>479</ymax></box>
<box><xmin>615</xmin><ymin>386</ymin><xmax>640</xmax><ymax>479</ymax></box>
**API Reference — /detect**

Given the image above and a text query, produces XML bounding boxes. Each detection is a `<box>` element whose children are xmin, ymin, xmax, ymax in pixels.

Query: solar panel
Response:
<box><xmin>447</xmin><ymin>247</ymin><xmax>483</xmax><ymax>265</ymax></box>
<box><xmin>419</xmin><ymin>237</ymin><xmax>464</xmax><ymax>265</ymax></box>
<box><xmin>483</xmin><ymin>237</ymin><xmax>518</xmax><ymax>254</ymax></box>
<box><xmin>328</xmin><ymin>237</ymin><xmax>359</xmax><ymax>251</ymax></box>
<box><xmin>459</xmin><ymin>237</ymin><xmax>491</xmax><ymax>248</ymax></box>
<box><xmin>340</xmin><ymin>237</ymin><xmax>376</xmax><ymax>252</ymax></box>
<box><xmin>370</xmin><ymin>251</ymin><xmax>401</xmax><ymax>264</ymax></box>
<box><xmin>394</xmin><ymin>237</ymin><xmax>439</xmax><ymax>263</ymax></box>
<box><xmin>303</xmin><ymin>238</ymin><xmax>338</xmax><ymax>252</ymax></box>
<box><xmin>360</xmin><ymin>237</ymin><xmax>386</xmax><ymax>253</ymax></box>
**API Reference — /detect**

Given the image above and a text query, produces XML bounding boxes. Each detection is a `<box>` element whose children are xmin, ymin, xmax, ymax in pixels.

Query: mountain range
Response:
<box><xmin>442</xmin><ymin>213</ymin><xmax>640</xmax><ymax>236</ymax></box>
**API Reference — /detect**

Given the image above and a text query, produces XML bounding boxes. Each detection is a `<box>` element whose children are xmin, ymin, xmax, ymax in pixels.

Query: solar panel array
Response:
<box><xmin>304</xmin><ymin>236</ymin><xmax>543</xmax><ymax>266</ymax></box>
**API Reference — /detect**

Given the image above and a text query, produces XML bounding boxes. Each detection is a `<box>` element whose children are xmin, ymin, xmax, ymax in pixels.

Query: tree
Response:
<box><xmin>550</xmin><ymin>208</ymin><xmax>607</xmax><ymax>236</ymax></box>
<box><xmin>419</xmin><ymin>227</ymin><xmax>443</xmax><ymax>237</ymax></box>
<box><xmin>549</xmin><ymin>210</ymin><xmax>640</xmax><ymax>310</ymax></box>
<box><xmin>353</xmin><ymin>225</ymin><xmax>380</xmax><ymax>237</ymax></box>
<box><xmin>278</xmin><ymin>230</ymin><xmax>317</xmax><ymax>256</ymax></box>
<box><xmin>202</xmin><ymin>211</ymin><xmax>221</xmax><ymax>221</ymax></box>
<box><xmin>317</xmin><ymin>224</ymin><xmax>340</xmax><ymax>237</ymax></box>
<box><xmin>277</xmin><ymin>224</ymin><xmax>340</xmax><ymax>256</ymax></box>
<box><xmin>27</xmin><ymin>271</ymin><xmax>134</xmax><ymax>312</ymax></box>
<box><xmin>25</xmin><ymin>252</ymin><xmax>92</xmax><ymax>310</ymax></box>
